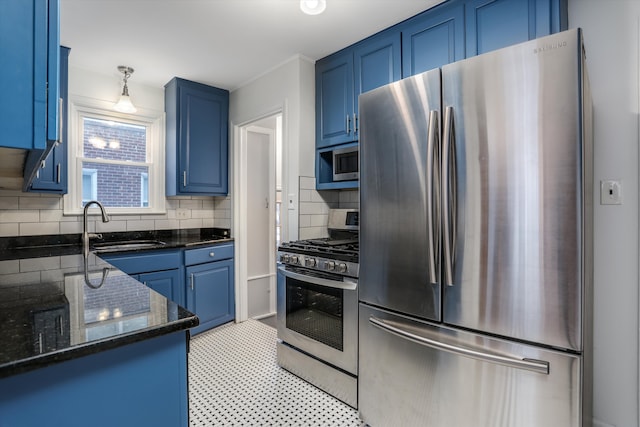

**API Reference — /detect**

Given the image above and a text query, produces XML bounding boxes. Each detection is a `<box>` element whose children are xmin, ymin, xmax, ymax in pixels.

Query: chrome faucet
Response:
<box><xmin>83</xmin><ymin>200</ymin><xmax>110</xmax><ymax>257</ymax></box>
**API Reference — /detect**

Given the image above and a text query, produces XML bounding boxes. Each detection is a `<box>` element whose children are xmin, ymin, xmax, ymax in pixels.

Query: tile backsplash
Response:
<box><xmin>0</xmin><ymin>190</ymin><xmax>231</xmax><ymax>237</ymax></box>
<box><xmin>0</xmin><ymin>176</ymin><xmax>354</xmax><ymax>240</ymax></box>
<box><xmin>298</xmin><ymin>176</ymin><xmax>359</xmax><ymax>240</ymax></box>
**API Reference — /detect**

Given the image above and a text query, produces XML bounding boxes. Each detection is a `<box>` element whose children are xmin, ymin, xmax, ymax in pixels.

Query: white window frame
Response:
<box><xmin>64</xmin><ymin>96</ymin><xmax>166</xmax><ymax>215</ymax></box>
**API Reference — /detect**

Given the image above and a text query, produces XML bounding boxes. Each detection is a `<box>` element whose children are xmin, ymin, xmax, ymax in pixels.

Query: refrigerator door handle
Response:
<box><xmin>426</xmin><ymin>110</ymin><xmax>440</xmax><ymax>285</ymax></box>
<box><xmin>441</xmin><ymin>106</ymin><xmax>456</xmax><ymax>287</ymax></box>
<box><xmin>277</xmin><ymin>266</ymin><xmax>357</xmax><ymax>291</ymax></box>
<box><xmin>369</xmin><ymin>316</ymin><xmax>550</xmax><ymax>375</ymax></box>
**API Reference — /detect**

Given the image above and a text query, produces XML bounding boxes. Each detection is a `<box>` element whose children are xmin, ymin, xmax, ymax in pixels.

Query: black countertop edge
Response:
<box><xmin>0</xmin><ymin>227</ymin><xmax>233</xmax><ymax>261</ymax></box>
<box><xmin>0</xmin><ymin>315</ymin><xmax>199</xmax><ymax>380</ymax></box>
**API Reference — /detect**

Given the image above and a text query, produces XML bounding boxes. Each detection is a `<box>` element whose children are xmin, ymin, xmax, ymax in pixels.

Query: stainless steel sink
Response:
<box><xmin>93</xmin><ymin>240</ymin><xmax>166</xmax><ymax>252</ymax></box>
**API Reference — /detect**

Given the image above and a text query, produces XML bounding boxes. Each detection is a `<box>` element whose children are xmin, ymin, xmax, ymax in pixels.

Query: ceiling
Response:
<box><xmin>60</xmin><ymin>0</ymin><xmax>444</xmax><ymax>92</ymax></box>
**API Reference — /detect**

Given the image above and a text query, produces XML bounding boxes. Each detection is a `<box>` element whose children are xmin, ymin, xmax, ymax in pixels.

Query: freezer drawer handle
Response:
<box><xmin>369</xmin><ymin>316</ymin><xmax>549</xmax><ymax>375</ymax></box>
<box><xmin>277</xmin><ymin>266</ymin><xmax>357</xmax><ymax>291</ymax></box>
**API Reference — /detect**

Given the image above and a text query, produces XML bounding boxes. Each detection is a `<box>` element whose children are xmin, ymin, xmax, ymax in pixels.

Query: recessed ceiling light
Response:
<box><xmin>300</xmin><ymin>0</ymin><xmax>326</xmax><ymax>15</ymax></box>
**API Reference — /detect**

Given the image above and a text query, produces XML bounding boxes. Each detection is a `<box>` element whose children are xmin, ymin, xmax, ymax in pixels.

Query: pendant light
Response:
<box><xmin>114</xmin><ymin>66</ymin><xmax>137</xmax><ymax>113</ymax></box>
<box><xmin>300</xmin><ymin>0</ymin><xmax>326</xmax><ymax>15</ymax></box>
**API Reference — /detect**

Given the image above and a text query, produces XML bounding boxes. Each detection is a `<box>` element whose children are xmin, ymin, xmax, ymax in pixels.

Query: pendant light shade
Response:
<box><xmin>114</xmin><ymin>66</ymin><xmax>137</xmax><ymax>113</ymax></box>
<box><xmin>300</xmin><ymin>0</ymin><xmax>326</xmax><ymax>15</ymax></box>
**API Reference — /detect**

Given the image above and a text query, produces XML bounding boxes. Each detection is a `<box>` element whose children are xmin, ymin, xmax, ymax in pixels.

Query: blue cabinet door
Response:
<box><xmin>466</xmin><ymin>0</ymin><xmax>567</xmax><ymax>56</ymax></box>
<box><xmin>401</xmin><ymin>2</ymin><xmax>465</xmax><ymax>78</ymax></box>
<box><xmin>316</xmin><ymin>51</ymin><xmax>355</xmax><ymax>148</ymax></box>
<box><xmin>29</xmin><ymin>46</ymin><xmax>69</xmax><ymax>194</ymax></box>
<box><xmin>165</xmin><ymin>77</ymin><xmax>229</xmax><ymax>195</ymax></box>
<box><xmin>0</xmin><ymin>0</ymin><xmax>60</xmax><ymax>150</ymax></box>
<box><xmin>353</xmin><ymin>31</ymin><xmax>402</xmax><ymax>136</ymax></box>
<box><xmin>466</xmin><ymin>0</ymin><xmax>532</xmax><ymax>56</ymax></box>
<box><xmin>139</xmin><ymin>269</ymin><xmax>184</xmax><ymax>307</ymax></box>
<box><xmin>186</xmin><ymin>259</ymin><xmax>235</xmax><ymax>335</ymax></box>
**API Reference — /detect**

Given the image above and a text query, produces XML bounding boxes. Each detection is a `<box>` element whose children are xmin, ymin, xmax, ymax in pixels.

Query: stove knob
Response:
<box><xmin>281</xmin><ymin>254</ymin><xmax>290</xmax><ymax>263</ymax></box>
<box><xmin>337</xmin><ymin>263</ymin><xmax>348</xmax><ymax>273</ymax></box>
<box><xmin>326</xmin><ymin>261</ymin><xmax>335</xmax><ymax>271</ymax></box>
<box><xmin>291</xmin><ymin>255</ymin><xmax>299</xmax><ymax>264</ymax></box>
<box><xmin>305</xmin><ymin>258</ymin><xmax>317</xmax><ymax>267</ymax></box>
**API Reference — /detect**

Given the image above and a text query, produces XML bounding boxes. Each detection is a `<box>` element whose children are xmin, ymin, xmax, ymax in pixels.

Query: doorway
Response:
<box><xmin>235</xmin><ymin>113</ymin><xmax>283</xmax><ymax>322</ymax></box>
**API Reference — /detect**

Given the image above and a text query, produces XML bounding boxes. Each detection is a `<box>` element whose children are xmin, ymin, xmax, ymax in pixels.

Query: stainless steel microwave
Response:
<box><xmin>332</xmin><ymin>146</ymin><xmax>358</xmax><ymax>181</ymax></box>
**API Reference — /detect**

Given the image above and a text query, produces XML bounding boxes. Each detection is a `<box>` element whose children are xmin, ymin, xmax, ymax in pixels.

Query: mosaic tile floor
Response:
<box><xmin>189</xmin><ymin>319</ymin><xmax>362</xmax><ymax>426</ymax></box>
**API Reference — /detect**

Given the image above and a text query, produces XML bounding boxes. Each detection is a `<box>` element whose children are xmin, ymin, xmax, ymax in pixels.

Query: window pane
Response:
<box><xmin>82</xmin><ymin>162</ymin><xmax>149</xmax><ymax>208</ymax></box>
<box><xmin>82</xmin><ymin>169</ymin><xmax>97</xmax><ymax>203</ymax></box>
<box><xmin>83</xmin><ymin>118</ymin><xmax>146</xmax><ymax>162</ymax></box>
<box><xmin>141</xmin><ymin>173</ymin><xmax>149</xmax><ymax>208</ymax></box>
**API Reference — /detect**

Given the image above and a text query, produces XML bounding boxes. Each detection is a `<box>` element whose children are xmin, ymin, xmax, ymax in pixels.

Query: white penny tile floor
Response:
<box><xmin>189</xmin><ymin>319</ymin><xmax>363</xmax><ymax>427</ymax></box>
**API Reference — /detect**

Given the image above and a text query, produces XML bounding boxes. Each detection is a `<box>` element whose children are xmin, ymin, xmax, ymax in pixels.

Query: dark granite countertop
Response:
<box><xmin>0</xmin><ymin>228</ymin><xmax>232</xmax><ymax>379</ymax></box>
<box><xmin>0</xmin><ymin>227</ymin><xmax>233</xmax><ymax>261</ymax></box>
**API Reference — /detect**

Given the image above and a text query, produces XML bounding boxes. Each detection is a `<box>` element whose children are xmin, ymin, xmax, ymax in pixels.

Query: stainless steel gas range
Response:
<box><xmin>276</xmin><ymin>209</ymin><xmax>359</xmax><ymax>408</ymax></box>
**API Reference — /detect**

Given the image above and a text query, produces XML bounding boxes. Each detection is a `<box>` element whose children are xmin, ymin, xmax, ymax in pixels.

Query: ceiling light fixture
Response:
<box><xmin>300</xmin><ymin>0</ymin><xmax>326</xmax><ymax>15</ymax></box>
<box><xmin>114</xmin><ymin>66</ymin><xmax>137</xmax><ymax>113</ymax></box>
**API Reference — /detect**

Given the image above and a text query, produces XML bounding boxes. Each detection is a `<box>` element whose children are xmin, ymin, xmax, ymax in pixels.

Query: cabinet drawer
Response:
<box><xmin>184</xmin><ymin>243</ymin><xmax>234</xmax><ymax>266</ymax></box>
<box><xmin>101</xmin><ymin>250</ymin><xmax>182</xmax><ymax>275</ymax></box>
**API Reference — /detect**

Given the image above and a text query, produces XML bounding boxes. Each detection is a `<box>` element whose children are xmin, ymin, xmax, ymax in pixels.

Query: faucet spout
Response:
<box><xmin>83</xmin><ymin>200</ymin><xmax>110</xmax><ymax>258</ymax></box>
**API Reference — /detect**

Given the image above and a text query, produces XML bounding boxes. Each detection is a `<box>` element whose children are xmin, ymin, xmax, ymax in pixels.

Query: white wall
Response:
<box><xmin>569</xmin><ymin>1</ymin><xmax>640</xmax><ymax>426</ymax></box>
<box><xmin>229</xmin><ymin>55</ymin><xmax>316</xmax><ymax>242</ymax></box>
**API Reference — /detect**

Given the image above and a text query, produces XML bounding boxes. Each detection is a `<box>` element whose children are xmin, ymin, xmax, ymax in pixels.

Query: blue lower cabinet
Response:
<box><xmin>186</xmin><ymin>258</ymin><xmax>235</xmax><ymax>335</ymax></box>
<box><xmin>140</xmin><ymin>269</ymin><xmax>184</xmax><ymax>307</ymax></box>
<box><xmin>100</xmin><ymin>243</ymin><xmax>235</xmax><ymax>335</ymax></box>
<box><xmin>0</xmin><ymin>332</ymin><xmax>189</xmax><ymax>427</ymax></box>
<box><xmin>100</xmin><ymin>249</ymin><xmax>184</xmax><ymax>305</ymax></box>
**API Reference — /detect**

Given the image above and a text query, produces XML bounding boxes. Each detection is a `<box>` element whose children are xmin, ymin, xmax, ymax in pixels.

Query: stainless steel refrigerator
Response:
<box><xmin>358</xmin><ymin>28</ymin><xmax>593</xmax><ymax>427</ymax></box>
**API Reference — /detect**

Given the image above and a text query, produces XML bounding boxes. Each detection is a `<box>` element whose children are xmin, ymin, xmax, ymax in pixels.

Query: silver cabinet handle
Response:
<box><xmin>346</xmin><ymin>114</ymin><xmax>351</xmax><ymax>134</ymax></box>
<box><xmin>58</xmin><ymin>97</ymin><xmax>64</xmax><ymax>144</ymax></box>
<box><xmin>369</xmin><ymin>316</ymin><xmax>549</xmax><ymax>375</ymax></box>
<box><xmin>183</xmin><ymin>171</ymin><xmax>187</xmax><ymax>187</ymax></box>
<box><xmin>441</xmin><ymin>106</ymin><xmax>456</xmax><ymax>287</ymax></box>
<box><xmin>353</xmin><ymin>113</ymin><xmax>358</xmax><ymax>134</ymax></box>
<box><xmin>209</xmin><ymin>252</ymin><xmax>215</xmax><ymax>257</ymax></box>
<box><xmin>58</xmin><ymin>315</ymin><xmax>64</xmax><ymax>336</ymax></box>
<box><xmin>190</xmin><ymin>273</ymin><xmax>194</xmax><ymax>290</ymax></box>
<box><xmin>277</xmin><ymin>266</ymin><xmax>357</xmax><ymax>290</ymax></box>
<box><xmin>38</xmin><ymin>333</ymin><xmax>44</xmax><ymax>354</ymax></box>
<box><xmin>56</xmin><ymin>163</ymin><xmax>61</xmax><ymax>183</ymax></box>
<box><xmin>426</xmin><ymin>110</ymin><xmax>440</xmax><ymax>285</ymax></box>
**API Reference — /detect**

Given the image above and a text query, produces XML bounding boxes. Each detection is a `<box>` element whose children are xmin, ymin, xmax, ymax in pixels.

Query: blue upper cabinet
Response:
<box><xmin>316</xmin><ymin>51</ymin><xmax>354</xmax><ymax>149</ymax></box>
<box><xmin>0</xmin><ymin>0</ymin><xmax>60</xmax><ymax>150</ymax></box>
<box><xmin>353</xmin><ymin>32</ymin><xmax>402</xmax><ymax>124</ymax></box>
<box><xmin>316</xmin><ymin>32</ymin><xmax>401</xmax><ymax>149</ymax></box>
<box><xmin>165</xmin><ymin>77</ymin><xmax>229</xmax><ymax>196</ymax></box>
<box><xmin>401</xmin><ymin>1</ymin><xmax>465</xmax><ymax>78</ymax></box>
<box><xmin>28</xmin><ymin>46</ymin><xmax>70</xmax><ymax>194</ymax></box>
<box><xmin>315</xmin><ymin>0</ymin><xmax>567</xmax><ymax>190</ymax></box>
<box><xmin>465</xmin><ymin>0</ymin><xmax>567</xmax><ymax>56</ymax></box>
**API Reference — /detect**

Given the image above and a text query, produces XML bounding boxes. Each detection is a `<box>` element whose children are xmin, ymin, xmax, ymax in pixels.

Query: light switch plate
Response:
<box><xmin>600</xmin><ymin>180</ymin><xmax>622</xmax><ymax>205</ymax></box>
<box><xmin>287</xmin><ymin>193</ymin><xmax>296</xmax><ymax>210</ymax></box>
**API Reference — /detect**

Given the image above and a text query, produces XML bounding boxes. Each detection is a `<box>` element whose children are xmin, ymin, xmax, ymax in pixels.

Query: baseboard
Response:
<box><xmin>593</xmin><ymin>419</ymin><xmax>615</xmax><ymax>427</ymax></box>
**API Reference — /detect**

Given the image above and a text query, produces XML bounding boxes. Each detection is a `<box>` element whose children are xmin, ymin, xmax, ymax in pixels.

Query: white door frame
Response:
<box><xmin>233</xmin><ymin>109</ymin><xmax>285</xmax><ymax>322</ymax></box>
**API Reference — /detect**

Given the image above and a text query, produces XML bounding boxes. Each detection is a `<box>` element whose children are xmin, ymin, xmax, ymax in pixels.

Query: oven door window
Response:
<box><xmin>285</xmin><ymin>277</ymin><xmax>343</xmax><ymax>351</ymax></box>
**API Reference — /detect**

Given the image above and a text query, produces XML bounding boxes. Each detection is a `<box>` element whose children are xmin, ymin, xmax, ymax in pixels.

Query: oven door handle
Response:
<box><xmin>277</xmin><ymin>266</ymin><xmax>357</xmax><ymax>290</ymax></box>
